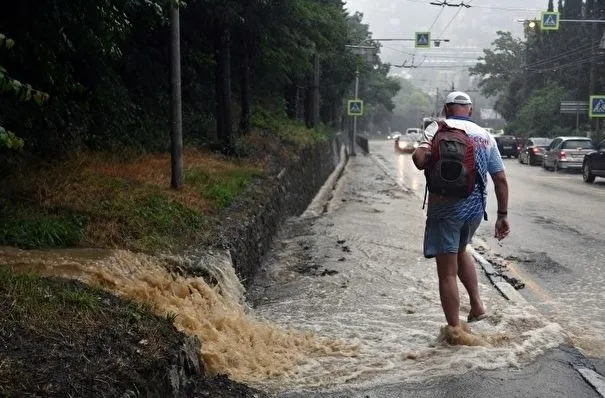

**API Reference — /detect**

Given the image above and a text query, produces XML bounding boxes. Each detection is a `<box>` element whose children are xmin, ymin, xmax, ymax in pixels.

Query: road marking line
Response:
<box><xmin>576</xmin><ymin>367</ymin><xmax>605</xmax><ymax>397</ymax></box>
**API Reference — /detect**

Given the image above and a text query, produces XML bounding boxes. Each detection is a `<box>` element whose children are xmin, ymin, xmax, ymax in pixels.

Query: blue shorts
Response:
<box><xmin>423</xmin><ymin>217</ymin><xmax>482</xmax><ymax>258</ymax></box>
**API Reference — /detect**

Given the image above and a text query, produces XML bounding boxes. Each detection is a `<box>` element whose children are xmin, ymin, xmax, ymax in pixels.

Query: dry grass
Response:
<box><xmin>0</xmin><ymin>146</ymin><xmax>267</xmax><ymax>252</ymax></box>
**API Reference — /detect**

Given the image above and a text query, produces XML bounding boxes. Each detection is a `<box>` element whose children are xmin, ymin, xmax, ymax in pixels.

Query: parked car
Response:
<box><xmin>542</xmin><ymin>136</ymin><xmax>595</xmax><ymax>172</ymax></box>
<box><xmin>495</xmin><ymin>135</ymin><xmax>519</xmax><ymax>158</ymax></box>
<box><xmin>519</xmin><ymin>137</ymin><xmax>553</xmax><ymax>165</ymax></box>
<box><xmin>405</xmin><ymin>128</ymin><xmax>421</xmax><ymax>135</ymax></box>
<box><xmin>582</xmin><ymin>139</ymin><xmax>605</xmax><ymax>183</ymax></box>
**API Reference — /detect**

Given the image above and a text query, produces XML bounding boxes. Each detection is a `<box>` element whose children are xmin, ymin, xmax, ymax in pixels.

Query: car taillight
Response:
<box><xmin>559</xmin><ymin>151</ymin><xmax>567</xmax><ymax>159</ymax></box>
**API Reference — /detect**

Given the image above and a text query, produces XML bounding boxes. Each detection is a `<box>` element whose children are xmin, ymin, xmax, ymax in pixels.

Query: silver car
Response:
<box><xmin>542</xmin><ymin>136</ymin><xmax>596</xmax><ymax>172</ymax></box>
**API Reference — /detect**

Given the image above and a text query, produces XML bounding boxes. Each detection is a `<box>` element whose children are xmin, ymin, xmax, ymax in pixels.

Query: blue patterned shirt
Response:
<box><xmin>419</xmin><ymin>116</ymin><xmax>505</xmax><ymax>221</ymax></box>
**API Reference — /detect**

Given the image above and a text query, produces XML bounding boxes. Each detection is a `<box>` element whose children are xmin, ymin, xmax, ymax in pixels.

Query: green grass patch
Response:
<box><xmin>0</xmin><ymin>202</ymin><xmax>87</xmax><ymax>248</ymax></box>
<box><xmin>88</xmin><ymin>182</ymin><xmax>206</xmax><ymax>251</ymax></box>
<box><xmin>1</xmin><ymin>267</ymin><xmax>102</xmax><ymax>327</ymax></box>
<box><xmin>0</xmin><ymin>266</ymin><xmax>156</xmax><ymax>328</ymax></box>
<box><xmin>185</xmin><ymin>168</ymin><xmax>263</xmax><ymax>208</ymax></box>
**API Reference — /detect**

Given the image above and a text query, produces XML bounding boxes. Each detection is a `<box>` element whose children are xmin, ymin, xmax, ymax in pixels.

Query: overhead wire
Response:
<box><xmin>403</xmin><ymin>0</ymin><xmax>541</xmax><ymax>12</ymax></box>
<box><xmin>437</xmin><ymin>0</ymin><xmax>473</xmax><ymax>37</ymax></box>
<box><xmin>521</xmin><ymin>43</ymin><xmax>592</xmax><ymax>69</ymax></box>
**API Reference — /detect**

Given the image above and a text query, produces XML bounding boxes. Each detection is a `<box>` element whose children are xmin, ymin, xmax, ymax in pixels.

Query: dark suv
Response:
<box><xmin>495</xmin><ymin>135</ymin><xmax>519</xmax><ymax>158</ymax></box>
<box><xmin>582</xmin><ymin>139</ymin><xmax>605</xmax><ymax>183</ymax></box>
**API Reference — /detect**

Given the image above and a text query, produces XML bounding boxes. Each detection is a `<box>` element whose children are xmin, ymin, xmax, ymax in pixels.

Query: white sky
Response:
<box><xmin>343</xmin><ymin>0</ymin><xmax>550</xmax><ymax>65</ymax></box>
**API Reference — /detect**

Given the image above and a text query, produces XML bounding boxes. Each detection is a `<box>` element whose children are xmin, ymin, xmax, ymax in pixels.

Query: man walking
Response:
<box><xmin>412</xmin><ymin>91</ymin><xmax>510</xmax><ymax>328</ymax></box>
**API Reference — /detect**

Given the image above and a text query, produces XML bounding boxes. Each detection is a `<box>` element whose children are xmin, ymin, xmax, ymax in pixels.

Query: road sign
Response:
<box><xmin>560</xmin><ymin>101</ymin><xmax>588</xmax><ymax>114</ymax></box>
<box><xmin>415</xmin><ymin>32</ymin><xmax>430</xmax><ymax>48</ymax></box>
<box><xmin>347</xmin><ymin>99</ymin><xmax>364</xmax><ymax>116</ymax></box>
<box><xmin>589</xmin><ymin>96</ymin><xmax>605</xmax><ymax>118</ymax></box>
<box><xmin>541</xmin><ymin>11</ymin><xmax>560</xmax><ymax>30</ymax></box>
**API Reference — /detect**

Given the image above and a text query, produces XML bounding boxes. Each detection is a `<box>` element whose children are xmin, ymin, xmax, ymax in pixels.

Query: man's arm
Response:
<box><xmin>412</xmin><ymin>147</ymin><xmax>431</xmax><ymax>170</ymax></box>
<box><xmin>491</xmin><ymin>170</ymin><xmax>508</xmax><ymax>214</ymax></box>
<box><xmin>412</xmin><ymin>121</ymin><xmax>438</xmax><ymax>170</ymax></box>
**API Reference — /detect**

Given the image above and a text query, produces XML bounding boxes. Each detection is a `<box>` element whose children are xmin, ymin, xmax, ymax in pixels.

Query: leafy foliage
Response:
<box><xmin>0</xmin><ymin>0</ymin><xmax>400</xmax><ymax>158</ymax></box>
<box><xmin>0</xmin><ymin>34</ymin><xmax>49</xmax><ymax>149</ymax></box>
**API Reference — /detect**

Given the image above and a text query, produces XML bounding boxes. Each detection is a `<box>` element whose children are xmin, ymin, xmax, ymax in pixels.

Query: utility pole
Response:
<box><xmin>345</xmin><ymin>44</ymin><xmax>376</xmax><ymax>156</ymax></box>
<box><xmin>169</xmin><ymin>4</ymin><xmax>183</xmax><ymax>190</ymax></box>
<box><xmin>352</xmin><ymin>69</ymin><xmax>359</xmax><ymax>156</ymax></box>
<box><xmin>590</xmin><ymin>19</ymin><xmax>598</xmax><ymax>134</ymax></box>
<box><xmin>312</xmin><ymin>50</ymin><xmax>321</xmax><ymax>128</ymax></box>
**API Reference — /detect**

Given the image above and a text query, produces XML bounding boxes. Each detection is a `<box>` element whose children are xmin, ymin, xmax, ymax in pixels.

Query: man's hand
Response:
<box><xmin>495</xmin><ymin>215</ymin><xmax>510</xmax><ymax>241</ymax></box>
<box><xmin>412</xmin><ymin>147</ymin><xmax>432</xmax><ymax>170</ymax></box>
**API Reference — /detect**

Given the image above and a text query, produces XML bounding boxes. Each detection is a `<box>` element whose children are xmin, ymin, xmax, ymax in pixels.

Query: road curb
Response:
<box><xmin>300</xmin><ymin>144</ymin><xmax>348</xmax><ymax>219</ymax></box>
<box><xmin>467</xmin><ymin>245</ymin><xmax>527</xmax><ymax>304</ymax></box>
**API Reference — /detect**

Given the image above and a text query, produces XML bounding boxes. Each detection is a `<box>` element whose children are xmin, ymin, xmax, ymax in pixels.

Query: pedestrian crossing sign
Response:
<box><xmin>348</xmin><ymin>99</ymin><xmax>364</xmax><ymax>116</ymax></box>
<box><xmin>589</xmin><ymin>95</ymin><xmax>605</xmax><ymax>118</ymax></box>
<box><xmin>415</xmin><ymin>32</ymin><xmax>431</xmax><ymax>48</ymax></box>
<box><xmin>540</xmin><ymin>11</ymin><xmax>560</xmax><ymax>31</ymax></box>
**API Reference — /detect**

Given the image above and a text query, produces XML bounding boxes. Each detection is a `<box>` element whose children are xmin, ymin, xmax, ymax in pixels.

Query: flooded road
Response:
<box><xmin>370</xmin><ymin>139</ymin><xmax>605</xmax><ymax>360</ymax></box>
<box><xmin>250</xmin><ymin>149</ymin><xmax>569</xmax><ymax>395</ymax></box>
<box><xmin>2</xmin><ymin>140</ymin><xmax>603</xmax><ymax>396</ymax></box>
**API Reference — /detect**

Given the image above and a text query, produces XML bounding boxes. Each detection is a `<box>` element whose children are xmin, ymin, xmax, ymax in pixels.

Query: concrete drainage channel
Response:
<box><xmin>369</xmin><ymin>150</ymin><xmax>605</xmax><ymax>397</ymax></box>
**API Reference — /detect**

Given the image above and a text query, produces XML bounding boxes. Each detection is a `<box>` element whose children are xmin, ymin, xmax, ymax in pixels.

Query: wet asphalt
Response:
<box><xmin>251</xmin><ymin>140</ymin><xmax>605</xmax><ymax>397</ymax></box>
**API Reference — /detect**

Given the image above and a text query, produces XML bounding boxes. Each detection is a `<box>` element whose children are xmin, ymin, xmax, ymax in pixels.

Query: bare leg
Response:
<box><xmin>458</xmin><ymin>249</ymin><xmax>485</xmax><ymax>317</ymax></box>
<box><xmin>436</xmin><ymin>253</ymin><xmax>460</xmax><ymax>327</ymax></box>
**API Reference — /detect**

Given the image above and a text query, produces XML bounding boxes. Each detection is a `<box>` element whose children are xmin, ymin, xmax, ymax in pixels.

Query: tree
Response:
<box><xmin>513</xmin><ymin>83</ymin><xmax>573</xmax><ymax>136</ymax></box>
<box><xmin>469</xmin><ymin>31</ymin><xmax>525</xmax><ymax>98</ymax></box>
<box><xmin>0</xmin><ymin>34</ymin><xmax>49</xmax><ymax>150</ymax></box>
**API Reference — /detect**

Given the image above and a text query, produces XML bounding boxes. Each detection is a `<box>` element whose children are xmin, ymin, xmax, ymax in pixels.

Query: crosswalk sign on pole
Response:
<box><xmin>347</xmin><ymin>99</ymin><xmax>364</xmax><ymax>116</ymax></box>
<box><xmin>589</xmin><ymin>95</ymin><xmax>605</xmax><ymax>118</ymax></box>
<box><xmin>415</xmin><ymin>32</ymin><xmax>431</xmax><ymax>48</ymax></box>
<box><xmin>540</xmin><ymin>11</ymin><xmax>560</xmax><ymax>30</ymax></box>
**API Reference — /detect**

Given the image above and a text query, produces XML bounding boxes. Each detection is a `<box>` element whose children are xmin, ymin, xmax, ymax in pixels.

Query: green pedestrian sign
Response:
<box><xmin>347</xmin><ymin>99</ymin><xmax>364</xmax><ymax>116</ymax></box>
<box><xmin>540</xmin><ymin>11</ymin><xmax>560</xmax><ymax>30</ymax></box>
<box><xmin>589</xmin><ymin>95</ymin><xmax>605</xmax><ymax>118</ymax></box>
<box><xmin>415</xmin><ymin>32</ymin><xmax>431</xmax><ymax>48</ymax></box>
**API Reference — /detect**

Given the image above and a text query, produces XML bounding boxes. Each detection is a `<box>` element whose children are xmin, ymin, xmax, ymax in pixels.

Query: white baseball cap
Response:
<box><xmin>445</xmin><ymin>91</ymin><xmax>472</xmax><ymax>105</ymax></box>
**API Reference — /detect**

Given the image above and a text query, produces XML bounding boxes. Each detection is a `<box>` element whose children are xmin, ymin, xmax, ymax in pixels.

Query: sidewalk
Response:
<box><xmin>250</xmin><ymin>152</ymin><xmax>600</xmax><ymax>397</ymax></box>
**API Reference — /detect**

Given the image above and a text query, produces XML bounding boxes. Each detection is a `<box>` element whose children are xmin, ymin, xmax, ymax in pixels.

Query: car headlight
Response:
<box><xmin>398</xmin><ymin>141</ymin><xmax>407</xmax><ymax>149</ymax></box>
<box><xmin>413</xmin><ymin>142</ymin><xmax>419</xmax><ymax>149</ymax></box>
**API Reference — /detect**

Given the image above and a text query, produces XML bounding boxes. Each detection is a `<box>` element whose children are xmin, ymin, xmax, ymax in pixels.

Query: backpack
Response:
<box><xmin>424</xmin><ymin>121</ymin><xmax>477</xmax><ymax>198</ymax></box>
<box><xmin>422</xmin><ymin>121</ymin><xmax>487</xmax><ymax>220</ymax></box>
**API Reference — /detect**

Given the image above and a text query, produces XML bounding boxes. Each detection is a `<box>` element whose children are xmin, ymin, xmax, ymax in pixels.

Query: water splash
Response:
<box><xmin>0</xmin><ymin>247</ymin><xmax>359</xmax><ymax>386</ymax></box>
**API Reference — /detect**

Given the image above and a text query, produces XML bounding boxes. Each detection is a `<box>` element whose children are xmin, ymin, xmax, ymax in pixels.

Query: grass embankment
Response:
<box><xmin>0</xmin><ymin>267</ymin><xmax>180</xmax><ymax>395</ymax></box>
<box><xmin>0</xmin><ymin>122</ymin><xmax>332</xmax><ymax>396</ymax></box>
<box><xmin>0</xmin><ymin>148</ymin><xmax>264</xmax><ymax>253</ymax></box>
